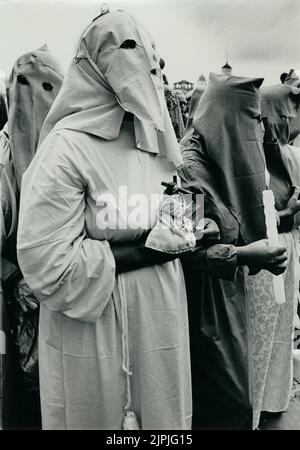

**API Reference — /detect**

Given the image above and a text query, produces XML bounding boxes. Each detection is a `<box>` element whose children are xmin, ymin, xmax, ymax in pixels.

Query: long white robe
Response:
<box><xmin>17</xmin><ymin>121</ymin><xmax>192</xmax><ymax>430</ymax></box>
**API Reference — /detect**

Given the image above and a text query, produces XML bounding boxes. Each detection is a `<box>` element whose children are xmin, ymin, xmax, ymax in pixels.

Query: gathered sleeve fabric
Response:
<box><xmin>181</xmin><ymin>244</ymin><xmax>238</xmax><ymax>282</ymax></box>
<box><xmin>206</xmin><ymin>244</ymin><xmax>238</xmax><ymax>281</ymax></box>
<box><xmin>17</xmin><ymin>132</ymin><xmax>116</xmax><ymax>323</ymax></box>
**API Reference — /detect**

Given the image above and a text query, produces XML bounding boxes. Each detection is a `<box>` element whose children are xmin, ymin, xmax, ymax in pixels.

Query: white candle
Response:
<box><xmin>262</xmin><ymin>190</ymin><xmax>286</xmax><ymax>304</ymax></box>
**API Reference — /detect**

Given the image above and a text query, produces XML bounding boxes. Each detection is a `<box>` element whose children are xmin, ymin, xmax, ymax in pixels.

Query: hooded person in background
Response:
<box><xmin>285</xmin><ymin>70</ymin><xmax>300</xmax><ymax>147</ymax></box>
<box><xmin>163</xmin><ymin>73</ymin><xmax>186</xmax><ymax>141</ymax></box>
<box><xmin>184</xmin><ymin>87</ymin><xmax>205</xmax><ymax>140</ymax></box>
<box><xmin>6</xmin><ymin>44</ymin><xmax>63</xmax><ymax>192</ymax></box>
<box><xmin>0</xmin><ymin>45</ymin><xmax>63</xmax><ymax>429</ymax></box>
<box><xmin>246</xmin><ymin>82</ymin><xmax>300</xmax><ymax>429</ymax></box>
<box><xmin>174</xmin><ymin>90</ymin><xmax>188</xmax><ymax>127</ymax></box>
<box><xmin>283</xmin><ymin>70</ymin><xmax>300</xmax><ymax>228</ymax></box>
<box><xmin>179</xmin><ymin>72</ymin><xmax>278</xmax><ymax>429</ymax></box>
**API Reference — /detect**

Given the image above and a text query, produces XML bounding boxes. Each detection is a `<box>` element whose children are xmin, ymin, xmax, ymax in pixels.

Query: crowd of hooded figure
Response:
<box><xmin>0</xmin><ymin>6</ymin><xmax>300</xmax><ymax>431</ymax></box>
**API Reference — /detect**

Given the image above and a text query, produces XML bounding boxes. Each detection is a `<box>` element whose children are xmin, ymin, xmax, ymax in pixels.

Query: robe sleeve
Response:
<box><xmin>181</xmin><ymin>245</ymin><xmax>238</xmax><ymax>281</ymax></box>
<box><xmin>17</xmin><ymin>133</ymin><xmax>116</xmax><ymax>323</ymax></box>
<box><xmin>206</xmin><ymin>244</ymin><xmax>238</xmax><ymax>281</ymax></box>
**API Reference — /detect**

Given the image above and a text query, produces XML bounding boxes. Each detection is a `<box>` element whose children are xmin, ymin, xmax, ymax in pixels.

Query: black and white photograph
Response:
<box><xmin>0</xmin><ymin>0</ymin><xmax>299</xmax><ymax>434</ymax></box>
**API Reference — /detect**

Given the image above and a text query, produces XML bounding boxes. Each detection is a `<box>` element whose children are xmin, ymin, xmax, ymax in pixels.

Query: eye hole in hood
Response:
<box><xmin>42</xmin><ymin>82</ymin><xmax>53</xmax><ymax>91</ymax></box>
<box><xmin>17</xmin><ymin>74</ymin><xmax>29</xmax><ymax>86</ymax></box>
<box><xmin>120</xmin><ymin>39</ymin><xmax>137</xmax><ymax>49</ymax></box>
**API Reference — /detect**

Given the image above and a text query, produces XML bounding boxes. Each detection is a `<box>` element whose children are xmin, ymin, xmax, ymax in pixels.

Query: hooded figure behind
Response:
<box><xmin>180</xmin><ymin>73</ymin><xmax>267</xmax><ymax>429</ymax></box>
<box><xmin>188</xmin><ymin>72</ymin><xmax>267</xmax><ymax>244</ymax></box>
<box><xmin>7</xmin><ymin>44</ymin><xmax>63</xmax><ymax>191</ymax></box>
<box><xmin>0</xmin><ymin>45</ymin><xmax>63</xmax><ymax>429</ymax></box>
<box><xmin>245</xmin><ymin>83</ymin><xmax>300</xmax><ymax>429</ymax></box>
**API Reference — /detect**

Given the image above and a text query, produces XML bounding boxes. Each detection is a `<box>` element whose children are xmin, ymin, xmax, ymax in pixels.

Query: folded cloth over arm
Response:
<box><xmin>17</xmin><ymin>132</ymin><xmax>116</xmax><ymax>323</ymax></box>
<box><xmin>145</xmin><ymin>190</ymin><xmax>197</xmax><ymax>254</ymax></box>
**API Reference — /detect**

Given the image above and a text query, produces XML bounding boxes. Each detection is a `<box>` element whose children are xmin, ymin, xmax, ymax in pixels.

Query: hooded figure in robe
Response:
<box><xmin>162</xmin><ymin>70</ymin><xmax>185</xmax><ymax>142</ymax></box>
<box><xmin>0</xmin><ymin>45</ymin><xmax>63</xmax><ymax>429</ymax></box>
<box><xmin>16</xmin><ymin>9</ymin><xmax>195</xmax><ymax>430</ymax></box>
<box><xmin>6</xmin><ymin>44</ymin><xmax>63</xmax><ymax>191</ymax></box>
<box><xmin>180</xmin><ymin>72</ymin><xmax>268</xmax><ymax>429</ymax></box>
<box><xmin>246</xmin><ymin>83</ymin><xmax>300</xmax><ymax>429</ymax></box>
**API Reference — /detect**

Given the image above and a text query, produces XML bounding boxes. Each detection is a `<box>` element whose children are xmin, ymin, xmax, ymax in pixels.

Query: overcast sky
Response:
<box><xmin>0</xmin><ymin>0</ymin><xmax>299</xmax><ymax>86</ymax></box>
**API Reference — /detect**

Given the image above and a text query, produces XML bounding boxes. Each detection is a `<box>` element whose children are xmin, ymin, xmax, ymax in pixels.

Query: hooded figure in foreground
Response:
<box><xmin>17</xmin><ymin>9</ymin><xmax>194</xmax><ymax>430</ymax></box>
<box><xmin>0</xmin><ymin>45</ymin><xmax>63</xmax><ymax>429</ymax></box>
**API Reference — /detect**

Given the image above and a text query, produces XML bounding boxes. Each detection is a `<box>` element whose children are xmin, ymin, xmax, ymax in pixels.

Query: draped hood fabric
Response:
<box><xmin>39</xmin><ymin>10</ymin><xmax>183</xmax><ymax>169</ymax></box>
<box><xmin>7</xmin><ymin>45</ymin><xmax>63</xmax><ymax>190</ymax></box>
<box><xmin>261</xmin><ymin>84</ymin><xmax>300</xmax><ymax>212</ymax></box>
<box><xmin>262</xmin><ymin>84</ymin><xmax>300</xmax><ymax>145</ymax></box>
<box><xmin>182</xmin><ymin>72</ymin><xmax>267</xmax><ymax>244</ymax></box>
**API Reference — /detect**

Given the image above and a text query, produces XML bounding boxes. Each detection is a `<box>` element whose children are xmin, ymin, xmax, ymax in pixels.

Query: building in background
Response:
<box><xmin>195</xmin><ymin>74</ymin><xmax>207</xmax><ymax>92</ymax></box>
<box><xmin>221</xmin><ymin>61</ymin><xmax>232</xmax><ymax>76</ymax></box>
<box><xmin>173</xmin><ymin>80</ymin><xmax>194</xmax><ymax>97</ymax></box>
